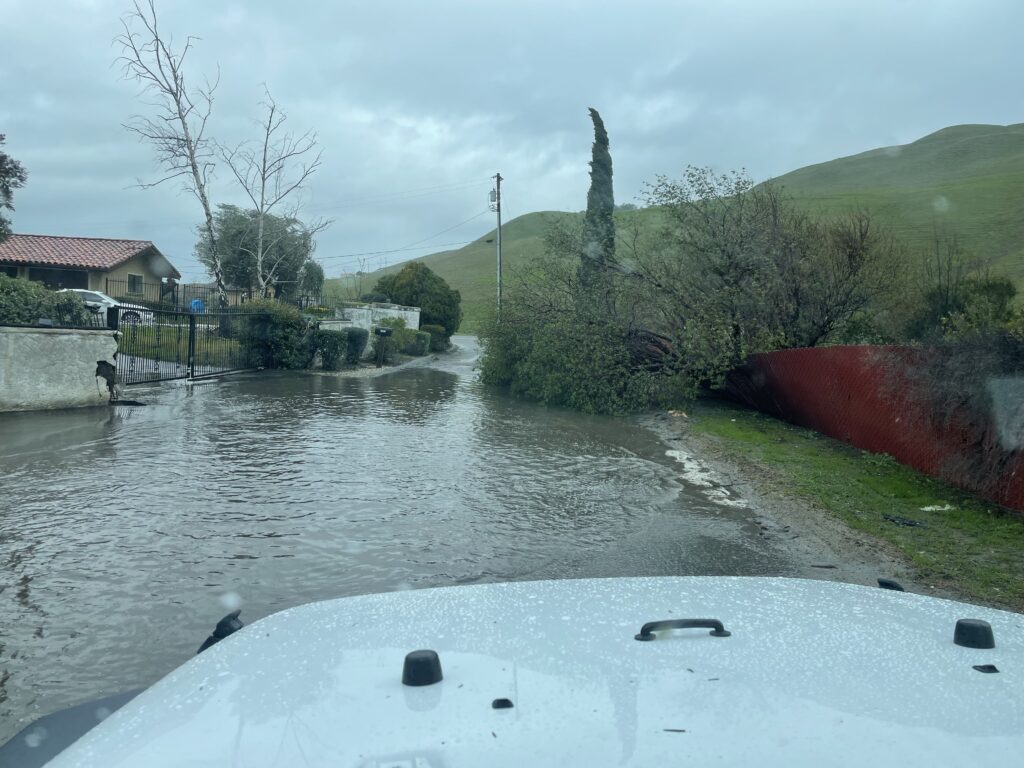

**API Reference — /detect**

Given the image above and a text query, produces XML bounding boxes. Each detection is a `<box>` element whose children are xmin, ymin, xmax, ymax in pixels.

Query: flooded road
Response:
<box><xmin>0</xmin><ymin>336</ymin><xmax>795</xmax><ymax>739</ymax></box>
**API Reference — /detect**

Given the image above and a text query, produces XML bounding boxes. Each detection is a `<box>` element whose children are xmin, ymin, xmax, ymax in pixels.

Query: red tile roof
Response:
<box><xmin>0</xmin><ymin>234</ymin><xmax>180</xmax><ymax>278</ymax></box>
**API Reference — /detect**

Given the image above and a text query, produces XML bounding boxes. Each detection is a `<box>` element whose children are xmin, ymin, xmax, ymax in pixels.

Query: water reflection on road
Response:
<box><xmin>0</xmin><ymin>336</ymin><xmax>791</xmax><ymax>738</ymax></box>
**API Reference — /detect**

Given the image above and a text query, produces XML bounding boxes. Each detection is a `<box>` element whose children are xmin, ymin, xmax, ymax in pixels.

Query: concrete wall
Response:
<box><xmin>0</xmin><ymin>326</ymin><xmax>118</xmax><ymax>412</ymax></box>
<box><xmin>319</xmin><ymin>304</ymin><xmax>421</xmax><ymax>360</ymax></box>
<box><xmin>339</xmin><ymin>304</ymin><xmax>420</xmax><ymax>331</ymax></box>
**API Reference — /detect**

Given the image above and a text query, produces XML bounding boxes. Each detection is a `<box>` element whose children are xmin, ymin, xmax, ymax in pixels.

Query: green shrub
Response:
<box><xmin>404</xmin><ymin>330</ymin><xmax>430</xmax><ymax>356</ymax></box>
<box><xmin>0</xmin><ymin>276</ymin><xmax>93</xmax><ymax>326</ymax></box>
<box><xmin>421</xmin><ymin>323</ymin><xmax>448</xmax><ymax>352</ymax></box>
<box><xmin>236</xmin><ymin>299</ymin><xmax>311</xmax><ymax>369</ymax></box>
<box><xmin>369</xmin><ymin>262</ymin><xmax>462</xmax><ymax>336</ymax></box>
<box><xmin>314</xmin><ymin>329</ymin><xmax>348</xmax><ymax>370</ymax></box>
<box><xmin>481</xmin><ymin>309</ymin><xmax>687</xmax><ymax>415</ymax></box>
<box><xmin>345</xmin><ymin>326</ymin><xmax>369</xmax><ymax>363</ymax></box>
<box><xmin>382</xmin><ymin>317</ymin><xmax>417</xmax><ymax>346</ymax></box>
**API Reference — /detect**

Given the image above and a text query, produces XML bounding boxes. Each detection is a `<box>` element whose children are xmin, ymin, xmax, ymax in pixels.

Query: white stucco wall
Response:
<box><xmin>320</xmin><ymin>303</ymin><xmax>421</xmax><ymax>360</ymax></box>
<box><xmin>0</xmin><ymin>327</ymin><xmax>118</xmax><ymax>412</ymax></box>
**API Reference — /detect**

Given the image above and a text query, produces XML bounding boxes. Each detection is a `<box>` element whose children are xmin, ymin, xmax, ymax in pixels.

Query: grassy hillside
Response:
<box><xmin>325</xmin><ymin>211</ymin><xmax>577</xmax><ymax>331</ymax></box>
<box><xmin>771</xmin><ymin>123</ymin><xmax>1024</xmax><ymax>283</ymax></box>
<box><xmin>326</xmin><ymin>123</ymin><xmax>1024</xmax><ymax>331</ymax></box>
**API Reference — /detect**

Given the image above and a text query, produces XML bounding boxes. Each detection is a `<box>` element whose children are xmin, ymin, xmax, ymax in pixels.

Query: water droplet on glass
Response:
<box><xmin>219</xmin><ymin>591</ymin><xmax>243</xmax><ymax>611</ymax></box>
<box><xmin>932</xmin><ymin>195</ymin><xmax>950</xmax><ymax>213</ymax></box>
<box><xmin>394</xmin><ymin>581</ymin><xmax>413</xmax><ymax>592</ymax></box>
<box><xmin>95</xmin><ymin>706</ymin><xmax>112</xmax><ymax>721</ymax></box>
<box><xmin>24</xmin><ymin>727</ymin><xmax>47</xmax><ymax>748</ymax></box>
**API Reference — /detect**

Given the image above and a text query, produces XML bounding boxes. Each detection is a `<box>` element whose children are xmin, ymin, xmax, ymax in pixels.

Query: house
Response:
<box><xmin>0</xmin><ymin>234</ymin><xmax>180</xmax><ymax>298</ymax></box>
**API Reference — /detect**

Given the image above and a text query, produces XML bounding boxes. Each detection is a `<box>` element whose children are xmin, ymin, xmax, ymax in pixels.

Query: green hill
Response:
<box><xmin>771</xmin><ymin>123</ymin><xmax>1024</xmax><ymax>282</ymax></box>
<box><xmin>324</xmin><ymin>210</ymin><xmax>585</xmax><ymax>330</ymax></box>
<box><xmin>326</xmin><ymin>123</ymin><xmax>1024</xmax><ymax>330</ymax></box>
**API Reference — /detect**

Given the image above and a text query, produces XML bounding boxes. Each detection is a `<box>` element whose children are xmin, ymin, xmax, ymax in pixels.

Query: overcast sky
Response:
<box><xmin>2</xmin><ymin>0</ymin><xmax>1022</xmax><ymax>281</ymax></box>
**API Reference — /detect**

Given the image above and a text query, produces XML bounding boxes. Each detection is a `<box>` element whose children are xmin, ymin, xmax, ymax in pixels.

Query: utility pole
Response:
<box><xmin>491</xmin><ymin>172</ymin><xmax>503</xmax><ymax>316</ymax></box>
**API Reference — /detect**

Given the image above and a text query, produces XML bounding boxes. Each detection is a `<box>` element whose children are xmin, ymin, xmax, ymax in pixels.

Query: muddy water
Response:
<box><xmin>0</xmin><ymin>337</ymin><xmax>793</xmax><ymax>739</ymax></box>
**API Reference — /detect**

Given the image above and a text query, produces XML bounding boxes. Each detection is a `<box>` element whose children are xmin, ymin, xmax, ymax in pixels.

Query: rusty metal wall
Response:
<box><xmin>727</xmin><ymin>345</ymin><xmax>1024</xmax><ymax>512</ymax></box>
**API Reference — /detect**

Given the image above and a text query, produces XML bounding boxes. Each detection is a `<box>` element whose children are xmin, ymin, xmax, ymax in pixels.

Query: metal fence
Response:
<box><xmin>112</xmin><ymin>306</ymin><xmax>268</xmax><ymax>385</ymax></box>
<box><xmin>104</xmin><ymin>281</ymin><xmax>417</xmax><ymax>318</ymax></box>
<box><xmin>105</xmin><ymin>279</ymin><xmax>248</xmax><ymax>311</ymax></box>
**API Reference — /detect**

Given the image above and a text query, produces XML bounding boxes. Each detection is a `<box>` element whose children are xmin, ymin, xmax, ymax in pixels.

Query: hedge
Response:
<box><xmin>235</xmin><ymin>299</ymin><xmax>311</xmax><ymax>369</ymax></box>
<box><xmin>345</xmin><ymin>326</ymin><xmax>369</xmax><ymax>363</ymax></box>
<box><xmin>0</xmin><ymin>276</ymin><xmax>93</xmax><ymax>326</ymax></box>
<box><xmin>421</xmin><ymin>323</ymin><xmax>448</xmax><ymax>352</ymax></box>
<box><xmin>314</xmin><ymin>329</ymin><xmax>348</xmax><ymax>370</ymax></box>
<box><xmin>404</xmin><ymin>330</ymin><xmax>431</xmax><ymax>356</ymax></box>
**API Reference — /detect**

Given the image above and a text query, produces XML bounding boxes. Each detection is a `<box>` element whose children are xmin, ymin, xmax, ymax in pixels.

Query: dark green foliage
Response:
<box><xmin>404</xmin><ymin>331</ymin><xmax>430</xmax><ymax>357</ymax></box>
<box><xmin>370</xmin><ymin>330</ymin><xmax>396</xmax><ymax>364</ymax></box>
<box><xmin>0</xmin><ymin>135</ymin><xmax>27</xmax><ymax>240</ymax></box>
<box><xmin>359</xmin><ymin>292</ymin><xmax>389</xmax><ymax>303</ymax></box>
<box><xmin>371</xmin><ymin>262</ymin><xmax>462</xmax><ymax>336</ymax></box>
<box><xmin>196</xmin><ymin>205</ymin><xmax>320</xmax><ymax>301</ymax></box>
<box><xmin>0</xmin><ymin>275</ymin><xmax>92</xmax><ymax>326</ymax></box>
<box><xmin>314</xmin><ymin>329</ymin><xmax>348</xmax><ymax>371</ymax></box>
<box><xmin>236</xmin><ymin>299</ymin><xmax>311</xmax><ymax>369</ymax></box>
<box><xmin>382</xmin><ymin>316</ymin><xmax>416</xmax><ymax>348</ymax></box>
<box><xmin>481</xmin><ymin>307</ymin><xmax>683</xmax><ymax>415</ymax></box>
<box><xmin>479</xmin><ymin>254</ymin><xmax>686</xmax><ymax>415</ymax></box>
<box><xmin>344</xmin><ymin>326</ymin><xmax>369</xmax><ymax>363</ymax></box>
<box><xmin>581</xmin><ymin>108</ymin><xmax>615</xmax><ymax>280</ymax></box>
<box><xmin>299</xmin><ymin>260</ymin><xmax>325</xmax><ymax>296</ymax></box>
<box><xmin>421</xmin><ymin>323</ymin><xmax>448</xmax><ymax>352</ymax></box>
<box><xmin>908</xmin><ymin>274</ymin><xmax>1018</xmax><ymax>340</ymax></box>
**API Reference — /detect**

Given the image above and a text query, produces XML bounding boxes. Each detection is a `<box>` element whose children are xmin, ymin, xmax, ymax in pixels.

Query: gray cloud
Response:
<box><xmin>2</xmin><ymin>0</ymin><xmax>1022</xmax><ymax>280</ymax></box>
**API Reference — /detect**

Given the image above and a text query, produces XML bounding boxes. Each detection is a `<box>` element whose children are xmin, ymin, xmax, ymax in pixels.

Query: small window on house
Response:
<box><xmin>127</xmin><ymin>273</ymin><xmax>144</xmax><ymax>295</ymax></box>
<box><xmin>1</xmin><ymin>266</ymin><xmax>18</xmax><ymax>278</ymax></box>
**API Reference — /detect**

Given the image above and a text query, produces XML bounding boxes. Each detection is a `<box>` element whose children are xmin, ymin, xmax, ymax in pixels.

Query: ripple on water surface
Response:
<box><xmin>0</xmin><ymin>345</ymin><xmax>786</xmax><ymax>740</ymax></box>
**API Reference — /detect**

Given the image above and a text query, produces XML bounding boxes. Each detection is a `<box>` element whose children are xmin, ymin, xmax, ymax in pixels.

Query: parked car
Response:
<box><xmin>57</xmin><ymin>289</ymin><xmax>154</xmax><ymax>325</ymax></box>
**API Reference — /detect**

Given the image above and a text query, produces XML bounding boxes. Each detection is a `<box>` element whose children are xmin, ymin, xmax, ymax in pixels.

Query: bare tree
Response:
<box><xmin>218</xmin><ymin>90</ymin><xmax>326</xmax><ymax>297</ymax></box>
<box><xmin>115</xmin><ymin>0</ymin><xmax>228</xmax><ymax>305</ymax></box>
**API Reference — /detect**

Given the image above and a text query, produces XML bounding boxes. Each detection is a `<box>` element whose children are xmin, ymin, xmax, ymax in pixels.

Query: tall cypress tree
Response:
<box><xmin>581</xmin><ymin>108</ymin><xmax>615</xmax><ymax>278</ymax></box>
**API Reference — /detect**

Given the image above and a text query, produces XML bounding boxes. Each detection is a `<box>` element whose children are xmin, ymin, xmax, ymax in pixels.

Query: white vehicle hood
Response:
<box><xmin>48</xmin><ymin>577</ymin><xmax>1024</xmax><ymax>767</ymax></box>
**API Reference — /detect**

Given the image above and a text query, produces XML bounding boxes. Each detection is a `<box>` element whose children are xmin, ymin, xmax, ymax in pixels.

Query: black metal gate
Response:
<box><xmin>112</xmin><ymin>306</ymin><xmax>266</xmax><ymax>385</ymax></box>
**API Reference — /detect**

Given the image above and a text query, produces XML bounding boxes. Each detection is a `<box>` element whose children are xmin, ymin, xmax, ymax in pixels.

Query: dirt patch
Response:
<box><xmin>638</xmin><ymin>412</ymin><xmax>963</xmax><ymax>601</ymax></box>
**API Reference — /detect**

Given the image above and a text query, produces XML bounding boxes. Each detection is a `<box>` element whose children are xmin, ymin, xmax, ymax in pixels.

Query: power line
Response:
<box><xmin>317</xmin><ymin>239</ymin><xmax>476</xmax><ymax>264</ymax></box>
<box><xmin>400</xmin><ymin>210</ymin><xmax>491</xmax><ymax>249</ymax></box>
<box><xmin>318</xmin><ymin>209</ymin><xmax>492</xmax><ymax>268</ymax></box>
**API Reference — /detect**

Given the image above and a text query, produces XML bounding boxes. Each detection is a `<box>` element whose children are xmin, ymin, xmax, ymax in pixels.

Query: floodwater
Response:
<box><xmin>0</xmin><ymin>336</ymin><xmax>793</xmax><ymax>740</ymax></box>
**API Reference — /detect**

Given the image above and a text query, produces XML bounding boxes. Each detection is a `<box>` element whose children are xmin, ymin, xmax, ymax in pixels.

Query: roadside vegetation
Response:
<box><xmin>335</xmin><ymin>124</ymin><xmax>1024</xmax><ymax>331</ymax></box>
<box><xmin>364</xmin><ymin>262</ymin><xmax>462</xmax><ymax>340</ymax></box>
<box><xmin>687</xmin><ymin>400</ymin><xmax>1024</xmax><ymax>611</ymax></box>
<box><xmin>0</xmin><ymin>275</ymin><xmax>92</xmax><ymax>326</ymax></box>
<box><xmin>481</xmin><ymin>110</ymin><xmax>1024</xmax><ymax>417</ymax></box>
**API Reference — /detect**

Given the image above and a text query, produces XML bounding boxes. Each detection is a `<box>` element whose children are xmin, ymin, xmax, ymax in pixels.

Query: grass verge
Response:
<box><xmin>687</xmin><ymin>399</ymin><xmax>1024</xmax><ymax>611</ymax></box>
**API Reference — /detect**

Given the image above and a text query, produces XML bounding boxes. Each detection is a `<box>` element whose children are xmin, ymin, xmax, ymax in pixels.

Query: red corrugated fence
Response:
<box><xmin>726</xmin><ymin>345</ymin><xmax>1024</xmax><ymax>511</ymax></box>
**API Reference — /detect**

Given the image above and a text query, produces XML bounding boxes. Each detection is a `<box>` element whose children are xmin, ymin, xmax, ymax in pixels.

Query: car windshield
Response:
<box><xmin>73</xmin><ymin>291</ymin><xmax>105</xmax><ymax>303</ymax></box>
<box><xmin>1</xmin><ymin>0</ymin><xmax>1022</xmax><ymax>760</ymax></box>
